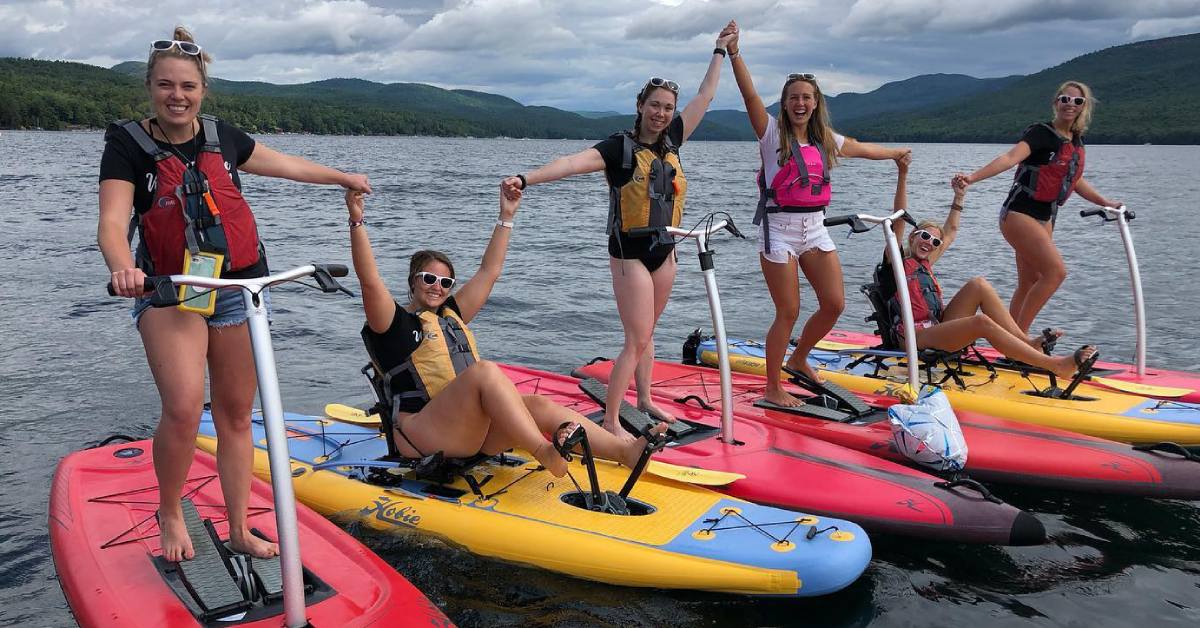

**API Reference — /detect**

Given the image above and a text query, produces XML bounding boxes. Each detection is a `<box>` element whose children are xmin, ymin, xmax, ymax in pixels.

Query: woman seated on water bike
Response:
<box><xmin>346</xmin><ymin>185</ymin><xmax>663</xmax><ymax>477</ymax></box>
<box><xmin>883</xmin><ymin>161</ymin><xmax>1098</xmax><ymax>380</ymax></box>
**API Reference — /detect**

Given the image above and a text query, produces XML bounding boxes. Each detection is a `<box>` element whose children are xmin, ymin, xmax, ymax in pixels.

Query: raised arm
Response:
<box><xmin>929</xmin><ymin>181</ymin><xmax>965</xmax><ymax>265</ymax></box>
<box><xmin>346</xmin><ymin>190</ymin><xmax>398</xmax><ymax>333</ymax></box>
<box><xmin>890</xmin><ymin>162</ymin><xmax>909</xmax><ymax>245</ymax></box>
<box><xmin>726</xmin><ymin>23</ymin><xmax>770</xmax><ymax>138</ymax></box>
<box><xmin>955</xmin><ymin>141</ymin><xmax>1031</xmax><ymax>187</ymax></box>
<box><xmin>678</xmin><ymin>23</ymin><xmax>737</xmax><ymax>141</ymax></box>
<box><xmin>242</xmin><ymin>143</ymin><xmax>372</xmax><ymax>192</ymax></box>
<box><xmin>841</xmin><ymin>137</ymin><xmax>911</xmax><ymax>162</ymax></box>
<box><xmin>453</xmin><ymin>184</ymin><xmax>521</xmax><ymax>322</ymax></box>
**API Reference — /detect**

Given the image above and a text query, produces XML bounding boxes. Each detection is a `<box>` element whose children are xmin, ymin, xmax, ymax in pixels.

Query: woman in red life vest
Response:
<box><xmin>954</xmin><ymin>81</ymin><xmax>1122</xmax><ymax>333</ymax></box>
<box><xmin>347</xmin><ymin>186</ymin><xmax>662</xmax><ymax>473</ymax></box>
<box><xmin>501</xmin><ymin>24</ymin><xmax>736</xmax><ymax>439</ymax></box>
<box><xmin>725</xmin><ymin>22</ymin><xmax>911</xmax><ymax>407</ymax></box>
<box><xmin>98</xmin><ymin>26</ymin><xmax>371</xmax><ymax>563</ymax></box>
<box><xmin>890</xmin><ymin>161</ymin><xmax>1097</xmax><ymax>378</ymax></box>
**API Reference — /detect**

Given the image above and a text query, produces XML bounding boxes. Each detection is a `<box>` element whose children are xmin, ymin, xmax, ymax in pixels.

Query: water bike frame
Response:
<box><xmin>1079</xmin><ymin>205</ymin><xmax>1143</xmax><ymax>375</ymax></box>
<box><xmin>109</xmin><ymin>263</ymin><xmax>350</xmax><ymax>628</ymax></box>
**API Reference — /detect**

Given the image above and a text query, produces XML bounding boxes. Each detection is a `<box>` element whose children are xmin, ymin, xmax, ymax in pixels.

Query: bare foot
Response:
<box><xmin>762</xmin><ymin>387</ymin><xmax>804</xmax><ymax>407</ymax></box>
<box><xmin>1047</xmin><ymin>345</ymin><xmax>1096</xmax><ymax>379</ymax></box>
<box><xmin>229</xmin><ymin>529</ymin><xmax>280</xmax><ymax>558</ymax></box>
<box><xmin>784</xmin><ymin>358</ymin><xmax>826</xmax><ymax>385</ymax></box>
<box><xmin>158</xmin><ymin>509</ymin><xmax>195</xmax><ymax>562</ymax></box>
<box><xmin>532</xmin><ymin>440</ymin><xmax>569</xmax><ymax>477</ymax></box>
<box><xmin>638</xmin><ymin>400</ymin><xmax>676</xmax><ymax>423</ymax></box>
<box><xmin>620</xmin><ymin>422</ymin><xmax>668</xmax><ymax>468</ymax></box>
<box><xmin>602</xmin><ymin>418</ymin><xmax>637</xmax><ymax>444</ymax></box>
<box><xmin>1027</xmin><ymin>328</ymin><xmax>1063</xmax><ymax>351</ymax></box>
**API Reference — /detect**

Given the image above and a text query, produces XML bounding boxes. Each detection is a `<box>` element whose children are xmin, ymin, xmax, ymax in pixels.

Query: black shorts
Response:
<box><xmin>608</xmin><ymin>232</ymin><xmax>676</xmax><ymax>273</ymax></box>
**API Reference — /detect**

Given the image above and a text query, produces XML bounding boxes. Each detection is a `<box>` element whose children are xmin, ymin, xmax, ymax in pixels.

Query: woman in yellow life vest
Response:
<box><xmin>347</xmin><ymin>186</ymin><xmax>662</xmax><ymax>475</ymax></box>
<box><xmin>502</xmin><ymin>23</ymin><xmax>737</xmax><ymax>440</ymax></box>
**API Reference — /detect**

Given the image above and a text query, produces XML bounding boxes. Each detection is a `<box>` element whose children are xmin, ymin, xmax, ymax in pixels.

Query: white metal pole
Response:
<box><xmin>882</xmin><ymin>219</ymin><xmax>922</xmax><ymax>389</ymax></box>
<box><xmin>694</xmin><ymin>231</ymin><xmax>736</xmax><ymax>442</ymax></box>
<box><xmin>241</xmin><ymin>286</ymin><xmax>306</xmax><ymax>628</ymax></box>
<box><xmin>1116</xmin><ymin>212</ymin><xmax>1147</xmax><ymax>376</ymax></box>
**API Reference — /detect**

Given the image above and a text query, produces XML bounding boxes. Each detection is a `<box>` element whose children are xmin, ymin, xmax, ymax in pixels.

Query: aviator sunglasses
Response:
<box><xmin>151</xmin><ymin>40</ymin><xmax>203</xmax><ymax>55</ymax></box>
<box><xmin>912</xmin><ymin>230</ymin><xmax>943</xmax><ymax>247</ymax></box>
<box><xmin>645</xmin><ymin>77</ymin><xmax>680</xmax><ymax>93</ymax></box>
<box><xmin>1056</xmin><ymin>95</ymin><xmax>1086</xmax><ymax>106</ymax></box>
<box><xmin>788</xmin><ymin>73</ymin><xmax>817</xmax><ymax>81</ymax></box>
<box><xmin>415</xmin><ymin>271</ymin><xmax>455</xmax><ymax>290</ymax></box>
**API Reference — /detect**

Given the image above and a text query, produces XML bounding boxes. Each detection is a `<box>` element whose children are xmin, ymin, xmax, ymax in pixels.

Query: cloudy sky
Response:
<box><xmin>3</xmin><ymin>0</ymin><xmax>1199</xmax><ymax>111</ymax></box>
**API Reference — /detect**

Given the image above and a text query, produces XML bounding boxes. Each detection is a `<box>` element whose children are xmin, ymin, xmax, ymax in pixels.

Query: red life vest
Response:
<box><xmin>121</xmin><ymin>115</ymin><xmax>262</xmax><ymax>275</ymax></box>
<box><xmin>1009</xmin><ymin>123</ymin><xmax>1086</xmax><ymax>206</ymax></box>
<box><xmin>891</xmin><ymin>257</ymin><xmax>944</xmax><ymax>336</ymax></box>
<box><xmin>753</xmin><ymin>139</ymin><xmax>831</xmax><ymax>253</ymax></box>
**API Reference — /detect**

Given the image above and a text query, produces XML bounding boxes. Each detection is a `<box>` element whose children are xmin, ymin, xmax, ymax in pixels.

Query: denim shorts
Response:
<box><xmin>132</xmin><ymin>286</ymin><xmax>272</xmax><ymax>329</ymax></box>
<box><xmin>759</xmin><ymin>211</ymin><xmax>837</xmax><ymax>264</ymax></box>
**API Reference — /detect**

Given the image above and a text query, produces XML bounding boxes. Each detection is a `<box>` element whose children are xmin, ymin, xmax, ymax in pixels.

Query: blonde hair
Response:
<box><xmin>1054</xmin><ymin>80</ymin><xmax>1094</xmax><ymax>136</ymax></box>
<box><xmin>777</xmin><ymin>76</ymin><xmax>839</xmax><ymax>168</ymax></box>
<box><xmin>903</xmin><ymin>220</ymin><xmax>943</xmax><ymax>258</ymax></box>
<box><xmin>146</xmin><ymin>25</ymin><xmax>211</xmax><ymax>87</ymax></box>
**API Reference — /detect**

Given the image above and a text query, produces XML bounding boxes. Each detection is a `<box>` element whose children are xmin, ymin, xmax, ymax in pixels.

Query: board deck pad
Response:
<box><xmin>177</xmin><ymin>499</ymin><xmax>248</xmax><ymax>617</ymax></box>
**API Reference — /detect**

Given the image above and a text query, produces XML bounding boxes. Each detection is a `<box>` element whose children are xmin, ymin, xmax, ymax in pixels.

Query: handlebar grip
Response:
<box><xmin>824</xmin><ymin>214</ymin><xmax>855</xmax><ymax>227</ymax></box>
<box><xmin>902</xmin><ymin>211</ymin><xmax>918</xmax><ymax>227</ymax></box>
<box><xmin>1125</xmin><ymin>209</ymin><xmax>1136</xmax><ymax>220</ymax></box>
<box><xmin>323</xmin><ymin>264</ymin><xmax>349</xmax><ymax>278</ymax></box>
<box><xmin>106</xmin><ymin>278</ymin><xmax>156</xmax><ymax>296</ymax></box>
<box><xmin>1079</xmin><ymin>208</ymin><xmax>1104</xmax><ymax>218</ymax></box>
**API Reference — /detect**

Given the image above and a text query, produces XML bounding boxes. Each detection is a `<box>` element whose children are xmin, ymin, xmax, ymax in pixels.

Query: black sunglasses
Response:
<box><xmin>1056</xmin><ymin>95</ymin><xmax>1086</xmax><ymax>106</ymax></box>
<box><xmin>788</xmin><ymin>73</ymin><xmax>817</xmax><ymax>81</ymax></box>
<box><xmin>416</xmin><ymin>271</ymin><xmax>455</xmax><ymax>290</ymax></box>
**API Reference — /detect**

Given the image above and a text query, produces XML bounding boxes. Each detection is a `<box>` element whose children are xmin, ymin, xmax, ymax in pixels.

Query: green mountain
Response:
<box><xmin>840</xmin><ymin>33</ymin><xmax>1200</xmax><ymax>144</ymax></box>
<box><xmin>3</xmin><ymin>33</ymin><xmax>1198</xmax><ymax>143</ymax></box>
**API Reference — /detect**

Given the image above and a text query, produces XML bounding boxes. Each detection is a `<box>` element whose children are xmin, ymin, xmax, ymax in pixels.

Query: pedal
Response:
<box><xmin>176</xmin><ymin>499</ymin><xmax>250</xmax><ymax>619</ymax></box>
<box><xmin>753</xmin><ymin>399</ymin><xmax>852</xmax><ymax>422</ymax></box>
<box><xmin>251</xmin><ymin>552</ymin><xmax>285</xmax><ymax>602</ymax></box>
<box><xmin>578</xmin><ymin>378</ymin><xmax>691</xmax><ymax>439</ymax></box>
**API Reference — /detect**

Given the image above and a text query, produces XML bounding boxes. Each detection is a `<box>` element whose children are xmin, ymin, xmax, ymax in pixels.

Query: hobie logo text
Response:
<box><xmin>361</xmin><ymin>496</ymin><xmax>422</xmax><ymax>527</ymax></box>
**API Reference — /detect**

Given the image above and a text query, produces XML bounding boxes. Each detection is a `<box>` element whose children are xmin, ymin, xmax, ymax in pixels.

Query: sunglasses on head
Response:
<box><xmin>645</xmin><ymin>77</ymin><xmax>679</xmax><ymax>93</ymax></box>
<box><xmin>415</xmin><ymin>271</ymin><xmax>455</xmax><ymax>290</ymax></box>
<box><xmin>1056</xmin><ymin>95</ymin><xmax>1086</xmax><ymax>106</ymax></box>
<box><xmin>151</xmin><ymin>40</ymin><xmax>203</xmax><ymax>56</ymax></box>
<box><xmin>788</xmin><ymin>73</ymin><xmax>817</xmax><ymax>81</ymax></box>
<box><xmin>913</xmin><ymin>230</ymin><xmax>943</xmax><ymax>247</ymax></box>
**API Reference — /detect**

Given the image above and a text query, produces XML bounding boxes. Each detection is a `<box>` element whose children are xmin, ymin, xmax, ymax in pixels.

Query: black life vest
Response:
<box><xmin>606</xmin><ymin>132</ymin><xmax>687</xmax><ymax>239</ymax></box>
<box><xmin>120</xmin><ymin>115</ymin><xmax>262</xmax><ymax>275</ymax></box>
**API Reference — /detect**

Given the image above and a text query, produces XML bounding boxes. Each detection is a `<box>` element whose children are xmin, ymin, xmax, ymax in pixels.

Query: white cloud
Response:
<box><xmin>1130</xmin><ymin>15</ymin><xmax>1200</xmax><ymax>39</ymax></box>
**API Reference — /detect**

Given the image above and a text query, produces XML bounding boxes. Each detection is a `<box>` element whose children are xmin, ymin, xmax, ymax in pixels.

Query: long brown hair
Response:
<box><xmin>1053</xmin><ymin>80</ymin><xmax>1094</xmax><ymax>137</ymax></box>
<box><xmin>777</xmin><ymin>76</ymin><xmax>838</xmax><ymax>168</ymax></box>
<box><xmin>146</xmin><ymin>25</ymin><xmax>211</xmax><ymax>87</ymax></box>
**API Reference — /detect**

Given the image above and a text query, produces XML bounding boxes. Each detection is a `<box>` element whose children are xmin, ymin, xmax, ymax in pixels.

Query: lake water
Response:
<box><xmin>1</xmin><ymin>131</ymin><xmax>1197</xmax><ymax>626</ymax></box>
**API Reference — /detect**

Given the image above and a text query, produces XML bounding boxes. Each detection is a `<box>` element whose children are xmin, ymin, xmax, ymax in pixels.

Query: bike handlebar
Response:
<box><xmin>106</xmin><ymin>263</ymin><xmax>351</xmax><ymax>302</ymax></box>
<box><xmin>1080</xmin><ymin>205</ymin><xmax>1134</xmax><ymax>222</ymax></box>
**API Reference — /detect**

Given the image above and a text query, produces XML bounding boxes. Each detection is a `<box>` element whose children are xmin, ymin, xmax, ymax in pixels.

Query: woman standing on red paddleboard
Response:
<box><xmin>954</xmin><ymin>81</ymin><xmax>1122</xmax><ymax>333</ymax></box>
<box><xmin>500</xmin><ymin>24</ymin><xmax>736</xmax><ymax>440</ymax></box>
<box><xmin>98</xmin><ymin>26</ymin><xmax>371</xmax><ymax>562</ymax></box>
<box><xmin>725</xmin><ymin>22</ymin><xmax>910</xmax><ymax>408</ymax></box>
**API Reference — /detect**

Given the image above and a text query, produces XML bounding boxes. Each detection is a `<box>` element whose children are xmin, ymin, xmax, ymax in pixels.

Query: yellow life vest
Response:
<box><xmin>607</xmin><ymin>132</ymin><xmax>687</xmax><ymax>235</ymax></box>
<box><xmin>368</xmin><ymin>306</ymin><xmax>481</xmax><ymax>411</ymax></box>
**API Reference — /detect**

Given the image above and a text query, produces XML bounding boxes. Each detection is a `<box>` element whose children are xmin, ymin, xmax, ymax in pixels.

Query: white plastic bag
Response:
<box><xmin>887</xmin><ymin>385</ymin><xmax>968</xmax><ymax>472</ymax></box>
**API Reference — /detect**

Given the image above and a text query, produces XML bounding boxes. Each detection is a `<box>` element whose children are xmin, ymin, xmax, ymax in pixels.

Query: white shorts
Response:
<box><xmin>758</xmin><ymin>211</ymin><xmax>837</xmax><ymax>264</ymax></box>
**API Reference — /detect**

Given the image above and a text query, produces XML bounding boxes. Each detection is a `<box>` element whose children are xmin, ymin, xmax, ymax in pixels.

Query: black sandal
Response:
<box><xmin>1039</xmin><ymin>328</ymin><xmax>1061</xmax><ymax>355</ymax></box>
<box><xmin>1073</xmin><ymin>345</ymin><xmax>1100</xmax><ymax>377</ymax></box>
<box><xmin>553</xmin><ymin>421</ymin><xmax>586</xmax><ymax>461</ymax></box>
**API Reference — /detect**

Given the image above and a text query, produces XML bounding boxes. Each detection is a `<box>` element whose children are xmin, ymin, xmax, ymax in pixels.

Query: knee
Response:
<box><xmin>622</xmin><ymin>331</ymin><xmax>654</xmax><ymax>355</ymax></box>
<box><xmin>1044</xmin><ymin>264</ymin><xmax>1067</xmax><ymax>286</ymax></box>
<box><xmin>465</xmin><ymin>359</ymin><xmax>501</xmax><ymax>381</ymax></box>
<box><xmin>819</xmin><ymin>293</ymin><xmax>845</xmax><ymax>317</ymax></box>
<box><xmin>967</xmin><ymin>276</ymin><xmax>992</xmax><ymax>291</ymax></box>
<box><xmin>971</xmin><ymin>313</ymin><xmax>998</xmax><ymax>332</ymax></box>
<box><xmin>773</xmin><ymin>302</ymin><xmax>800</xmax><ymax>325</ymax></box>
<box><xmin>158</xmin><ymin>407</ymin><xmax>201</xmax><ymax>435</ymax></box>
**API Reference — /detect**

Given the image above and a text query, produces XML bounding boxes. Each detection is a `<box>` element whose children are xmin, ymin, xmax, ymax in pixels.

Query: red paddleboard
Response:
<box><xmin>824</xmin><ymin>328</ymin><xmax>1200</xmax><ymax>402</ymax></box>
<box><xmin>573</xmin><ymin>359</ymin><xmax>1200</xmax><ymax>500</ymax></box>
<box><xmin>501</xmin><ymin>364</ymin><xmax>1045</xmax><ymax>546</ymax></box>
<box><xmin>50</xmin><ymin>439</ymin><xmax>451</xmax><ymax>628</ymax></box>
